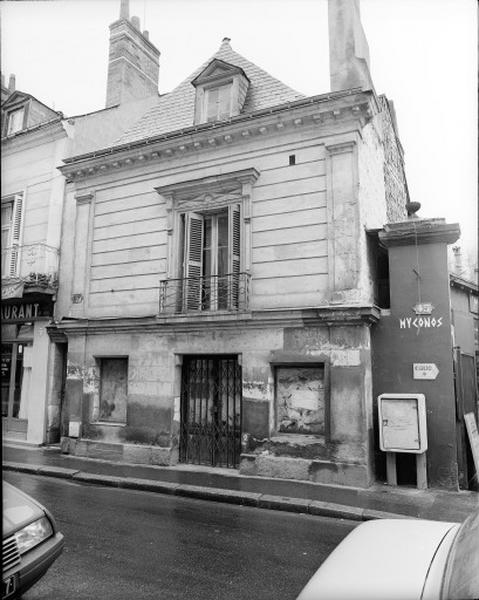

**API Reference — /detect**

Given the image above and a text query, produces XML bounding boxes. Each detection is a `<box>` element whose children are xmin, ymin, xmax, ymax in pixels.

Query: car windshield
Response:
<box><xmin>442</xmin><ymin>510</ymin><xmax>479</xmax><ymax>600</ymax></box>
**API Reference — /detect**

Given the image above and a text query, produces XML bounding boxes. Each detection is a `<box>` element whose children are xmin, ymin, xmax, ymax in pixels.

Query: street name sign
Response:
<box><xmin>413</xmin><ymin>363</ymin><xmax>439</xmax><ymax>380</ymax></box>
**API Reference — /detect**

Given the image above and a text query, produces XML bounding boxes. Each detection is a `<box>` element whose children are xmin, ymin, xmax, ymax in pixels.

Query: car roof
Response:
<box><xmin>297</xmin><ymin>518</ymin><xmax>458</xmax><ymax>600</ymax></box>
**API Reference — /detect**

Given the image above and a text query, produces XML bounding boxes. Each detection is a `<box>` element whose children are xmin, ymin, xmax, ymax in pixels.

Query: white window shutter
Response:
<box><xmin>9</xmin><ymin>193</ymin><xmax>24</xmax><ymax>277</ymax></box>
<box><xmin>184</xmin><ymin>212</ymin><xmax>204</xmax><ymax>310</ymax></box>
<box><xmin>228</xmin><ymin>204</ymin><xmax>241</xmax><ymax>308</ymax></box>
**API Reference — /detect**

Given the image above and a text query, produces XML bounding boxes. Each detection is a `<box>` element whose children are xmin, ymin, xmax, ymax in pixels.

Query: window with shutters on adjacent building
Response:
<box><xmin>1</xmin><ymin>193</ymin><xmax>24</xmax><ymax>278</ymax></box>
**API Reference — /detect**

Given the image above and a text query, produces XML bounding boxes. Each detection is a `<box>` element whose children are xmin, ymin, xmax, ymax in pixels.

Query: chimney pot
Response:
<box><xmin>120</xmin><ymin>0</ymin><xmax>129</xmax><ymax>20</ymax></box>
<box><xmin>143</xmin><ymin>30</ymin><xmax>149</xmax><ymax>39</ymax></box>
<box><xmin>131</xmin><ymin>15</ymin><xmax>140</xmax><ymax>29</ymax></box>
<box><xmin>8</xmin><ymin>74</ymin><xmax>16</xmax><ymax>91</ymax></box>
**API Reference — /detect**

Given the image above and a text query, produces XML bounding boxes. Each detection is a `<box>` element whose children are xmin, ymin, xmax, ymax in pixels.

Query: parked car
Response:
<box><xmin>297</xmin><ymin>510</ymin><xmax>479</xmax><ymax>600</ymax></box>
<box><xmin>2</xmin><ymin>481</ymin><xmax>64</xmax><ymax>599</ymax></box>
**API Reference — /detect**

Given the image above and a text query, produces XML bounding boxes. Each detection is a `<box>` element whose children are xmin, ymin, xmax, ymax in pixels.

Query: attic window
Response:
<box><xmin>206</xmin><ymin>84</ymin><xmax>232</xmax><ymax>122</ymax></box>
<box><xmin>7</xmin><ymin>107</ymin><xmax>25</xmax><ymax>135</ymax></box>
<box><xmin>192</xmin><ymin>58</ymin><xmax>250</xmax><ymax>126</ymax></box>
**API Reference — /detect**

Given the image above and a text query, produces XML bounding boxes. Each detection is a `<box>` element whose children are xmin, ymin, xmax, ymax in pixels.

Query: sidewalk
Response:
<box><xmin>3</xmin><ymin>443</ymin><xmax>478</xmax><ymax>523</ymax></box>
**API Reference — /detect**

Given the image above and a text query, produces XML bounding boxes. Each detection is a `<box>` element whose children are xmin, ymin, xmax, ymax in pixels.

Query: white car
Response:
<box><xmin>297</xmin><ymin>510</ymin><xmax>479</xmax><ymax>600</ymax></box>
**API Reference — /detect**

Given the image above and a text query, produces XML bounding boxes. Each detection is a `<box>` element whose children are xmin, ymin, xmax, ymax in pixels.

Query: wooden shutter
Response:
<box><xmin>9</xmin><ymin>193</ymin><xmax>24</xmax><ymax>277</ymax></box>
<box><xmin>228</xmin><ymin>204</ymin><xmax>241</xmax><ymax>308</ymax></box>
<box><xmin>184</xmin><ymin>212</ymin><xmax>204</xmax><ymax>310</ymax></box>
<box><xmin>206</xmin><ymin>88</ymin><xmax>219</xmax><ymax>122</ymax></box>
<box><xmin>218</xmin><ymin>85</ymin><xmax>231</xmax><ymax>120</ymax></box>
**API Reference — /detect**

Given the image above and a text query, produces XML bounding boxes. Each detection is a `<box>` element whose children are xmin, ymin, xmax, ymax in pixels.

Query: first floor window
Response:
<box><xmin>180</xmin><ymin>204</ymin><xmax>240</xmax><ymax>311</ymax></box>
<box><xmin>98</xmin><ymin>357</ymin><xmax>128</xmax><ymax>423</ymax></box>
<box><xmin>276</xmin><ymin>365</ymin><xmax>326</xmax><ymax>435</ymax></box>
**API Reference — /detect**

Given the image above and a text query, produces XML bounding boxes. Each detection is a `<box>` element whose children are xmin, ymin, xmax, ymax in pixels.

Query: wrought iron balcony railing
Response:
<box><xmin>159</xmin><ymin>272</ymin><xmax>250</xmax><ymax>315</ymax></box>
<box><xmin>1</xmin><ymin>243</ymin><xmax>59</xmax><ymax>281</ymax></box>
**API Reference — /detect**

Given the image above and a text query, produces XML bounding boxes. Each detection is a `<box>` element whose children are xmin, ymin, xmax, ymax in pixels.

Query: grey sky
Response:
<box><xmin>1</xmin><ymin>0</ymin><xmax>477</xmax><ymax>257</ymax></box>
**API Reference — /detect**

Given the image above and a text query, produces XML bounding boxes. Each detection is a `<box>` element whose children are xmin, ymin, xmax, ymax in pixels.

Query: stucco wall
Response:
<box><xmin>62</xmin><ymin>125</ymin><xmax>332</xmax><ymax>318</ymax></box>
<box><xmin>372</xmin><ymin>238</ymin><xmax>459</xmax><ymax>489</ymax></box>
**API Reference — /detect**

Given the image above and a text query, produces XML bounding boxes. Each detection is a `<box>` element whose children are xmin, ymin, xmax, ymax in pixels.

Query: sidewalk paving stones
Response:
<box><xmin>3</xmin><ymin>444</ymin><xmax>478</xmax><ymax>523</ymax></box>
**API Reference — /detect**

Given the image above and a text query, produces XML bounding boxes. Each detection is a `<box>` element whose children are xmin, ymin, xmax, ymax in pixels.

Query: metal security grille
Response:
<box><xmin>180</xmin><ymin>356</ymin><xmax>242</xmax><ymax>468</ymax></box>
<box><xmin>2</xmin><ymin>535</ymin><xmax>20</xmax><ymax>573</ymax></box>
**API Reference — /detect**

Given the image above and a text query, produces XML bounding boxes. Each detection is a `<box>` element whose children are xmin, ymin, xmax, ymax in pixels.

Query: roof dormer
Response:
<box><xmin>192</xmin><ymin>52</ymin><xmax>250</xmax><ymax>125</ymax></box>
<box><xmin>1</xmin><ymin>90</ymin><xmax>60</xmax><ymax>138</ymax></box>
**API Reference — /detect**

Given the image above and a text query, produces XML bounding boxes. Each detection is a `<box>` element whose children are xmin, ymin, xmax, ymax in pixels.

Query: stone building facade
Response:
<box><xmin>1</xmin><ymin>84</ymin><xmax>70</xmax><ymax>444</ymax></box>
<box><xmin>51</xmin><ymin>0</ymin><xmax>415</xmax><ymax>489</ymax></box>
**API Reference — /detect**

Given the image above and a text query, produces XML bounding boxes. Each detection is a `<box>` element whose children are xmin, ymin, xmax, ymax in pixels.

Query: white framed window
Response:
<box><xmin>6</xmin><ymin>107</ymin><xmax>25</xmax><ymax>135</ymax></box>
<box><xmin>180</xmin><ymin>204</ymin><xmax>241</xmax><ymax>311</ymax></box>
<box><xmin>1</xmin><ymin>193</ymin><xmax>24</xmax><ymax>278</ymax></box>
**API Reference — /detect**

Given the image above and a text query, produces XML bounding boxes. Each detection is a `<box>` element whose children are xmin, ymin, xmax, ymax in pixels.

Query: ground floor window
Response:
<box><xmin>1</xmin><ymin>342</ymin><xmax>31</xmax><ymax>428</ymax></box>
<box><xmin>98</xmin><ymin>357</ymin><xmax>128</xmax><ymax>423</ymax></box>
<box><xmin>276</xmin><ymin>365</ymin><xmax>326</xmax><ymax>434</ymax></box>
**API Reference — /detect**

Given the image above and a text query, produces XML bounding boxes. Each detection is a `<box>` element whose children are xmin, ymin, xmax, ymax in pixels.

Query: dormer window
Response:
<box><xmin>192</xmin><ymin>58</ymin><xmax>249</xmax><ymax>125</ymax></box>
<box><xmin>6</xmin><ymin>107</ymin><xmax>25</xmax><ymax>135</ymax></box>
<box><xmin>206</xmin><ymin>84</ymin><xmax>232</xmax><ymax>122</ymax></box>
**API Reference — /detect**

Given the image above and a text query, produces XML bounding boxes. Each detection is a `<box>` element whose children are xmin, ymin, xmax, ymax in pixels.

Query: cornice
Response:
<box><xmin>379</xmin><ymin>219</ymin><xmax>461</xmax><ymax>248</ymax></box>
<box><xmin>51</xmin><ymin>304</ymin><xmax>380</xmax><ymax>336</ymax></box>
<box><xmin>155</xmin><ymin>167</ymin><xmax>260</xmax><ymax>198</ymax></box>
<box><xmin>59</xmin><ymin>89</ymin><xmax>377</xmax><ymax>184</ymax></box>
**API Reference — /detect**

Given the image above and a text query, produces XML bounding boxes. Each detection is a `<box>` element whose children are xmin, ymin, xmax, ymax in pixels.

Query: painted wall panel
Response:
<box><xmin>253</xmin><ymin>223</ymin><xmax>328</xmax><ymax>247</ymax></box>
<box><xmin>253</xmin><ymin>207</ymin><xmax>326</xmax><ymax>232</ymax></box>
<box><xmin>91</xmin><ymin>245</ymin><xmax>166</xmax><ymax>267</ymax></box>
<box><xmin>253</xmin><ymin>191</ymin><xmax>326</xmax><ymax>217</ymax></box>
<box><xmin>252</xmin><ymin>240</ymin><xmax>328</xmax><ymax>263</ymax></box>
<box><xmin>253</xmin><ymin>256</ymin><xmax>328</xmax><ymax>278</ymax></box>
<box><xmin>90</xmin><ymin>273</ymin><xmax>162</xmax><ymax>294</ymax></box>
<box><xmin>93</xmin><ymin>231</ymin><xmax>167</xmax><ymax>253</ymax></box>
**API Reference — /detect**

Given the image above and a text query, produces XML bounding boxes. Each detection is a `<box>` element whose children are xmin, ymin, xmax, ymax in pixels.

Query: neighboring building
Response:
<box><xmin>371</xmin><ymin>217</ymin><xmax>478</xmax><ymax>491</ymax></box>
<box><xmin>53</xmin><ymin>0</ymin><xmax>414</xmax><ymax>489</ymax></box>
<box><xmin>450</xmin><ymin>272</ymin><xmax>479</xmax><ymax>490</ymax></box>
<box><xmin>1</xmin><ymin>82</ymin><xmax>70</xmax><ymax>444</ymax></box>
<box><xmin>1</xmin><ymin>1</ymin><xmax>161</xmax><ymax>446</ymax></box>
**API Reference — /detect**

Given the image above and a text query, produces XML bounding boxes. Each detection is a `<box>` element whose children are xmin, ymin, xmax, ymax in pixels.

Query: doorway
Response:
<box><xmin>1</xmin><ymin>342</ymin><xmax>29</xmax><ymax>438</ymax></box>
<box><xmin>180</xmin><ymin>355</ymin><xmax>242</xmax><ymax>468</ymax></box>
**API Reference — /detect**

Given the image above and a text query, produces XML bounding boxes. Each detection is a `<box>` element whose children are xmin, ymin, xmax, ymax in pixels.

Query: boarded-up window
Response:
<box><xmin>99</xmin><ymin>358</ymin><xmax>128</xmax><ymax>423</ymax></box>
<box><xmin>276</xmin><ymin>366</ymin><xmax>325</xmax><ymax>434</ymax></box>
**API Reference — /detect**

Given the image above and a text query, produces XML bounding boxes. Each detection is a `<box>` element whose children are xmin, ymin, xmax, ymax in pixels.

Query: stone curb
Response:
<box><xmin>2</xmin><ymin>461</ymin><xmax>404</xmax><ymax>521</ymax></box>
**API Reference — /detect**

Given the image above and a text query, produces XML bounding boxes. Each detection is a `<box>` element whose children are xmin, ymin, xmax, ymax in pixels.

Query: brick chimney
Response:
<box><xmin>328</xmin><ymin>0</ymin><xmax>373</xmax><ymax>92</ymax></box>
<box><xmin>105</xmin><ymin>0</ymin><xmax>160</xmax><ymax>107</ymax></box>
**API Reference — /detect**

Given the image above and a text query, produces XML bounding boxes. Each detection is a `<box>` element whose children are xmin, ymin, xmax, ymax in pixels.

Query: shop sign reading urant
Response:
<box><xmin>1</xmin><ymin>300</ymin><xmax>53</xmax><ymax>322</ymax></box>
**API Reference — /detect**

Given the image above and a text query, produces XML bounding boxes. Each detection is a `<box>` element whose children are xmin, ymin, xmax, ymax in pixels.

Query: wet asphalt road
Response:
<box><xmin>5</xmin><ymin>471</ymin><xmax>357</xmax><ymax>600</ymax></box>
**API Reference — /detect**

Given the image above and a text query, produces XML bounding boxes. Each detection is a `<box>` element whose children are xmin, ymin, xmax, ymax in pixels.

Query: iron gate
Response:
<box><xmin>180</xmin><ymin>355</ymin><xmax>242</xmax><ymax>468</ymax></box>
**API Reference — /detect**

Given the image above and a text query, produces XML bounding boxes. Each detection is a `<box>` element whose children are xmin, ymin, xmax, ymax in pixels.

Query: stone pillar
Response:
<box><xmin>26</xmin><ymin>319</ymin><xmax>51</xmax><ymax>444</ymax></box>
<box><xmin>376</xmin><ymin>218</ymin><xmax>461</xmax><ymax>489</ymax></box>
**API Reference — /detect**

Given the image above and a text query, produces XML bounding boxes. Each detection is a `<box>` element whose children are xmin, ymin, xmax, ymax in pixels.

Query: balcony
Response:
<box><xmin>1</xmin><ymin>243</ymin><xmax>59</xmax><ymax>296</ymax></box>
<box><xmin>159</xmin><ymin>272</ymin><xmax>250</xmax><ymax>315</ymax></box>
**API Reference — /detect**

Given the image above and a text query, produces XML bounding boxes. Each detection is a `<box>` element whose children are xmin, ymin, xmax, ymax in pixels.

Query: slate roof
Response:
<box><xmin>116</xmin><ymin>38</ymin><xmax>305</xmax><ymax>145</ymax></box>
